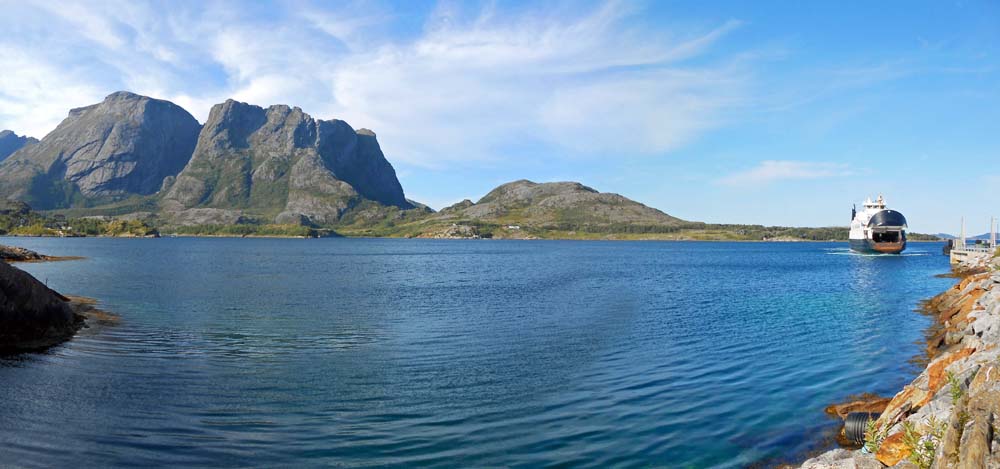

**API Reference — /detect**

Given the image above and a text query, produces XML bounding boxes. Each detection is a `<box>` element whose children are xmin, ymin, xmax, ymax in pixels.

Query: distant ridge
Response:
<box><xmin>0</xmin><ymin>130</ymin><xmax>38</xmax><ymax>163</ymax></box>
<box><xmin>441</xmin><ymin>179</ymin><xmax>683</xmax><ymax>227</ymax></box>
<box><xmin>334</xmin><ymin>179</ymin><xmax>688</xmax><ymax>238</ymax></box>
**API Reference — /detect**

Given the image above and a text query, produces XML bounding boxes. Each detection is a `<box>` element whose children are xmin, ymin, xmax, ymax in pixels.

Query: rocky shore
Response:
<box><xmin>0</xmin><ymin>244</ymin><xmax>47</xmax><ymax>262</ymax></box>
<box><xmin>0</xmin><ymin>244</ymin><xmax>83</xmax><ymax>263</ymax></box>
<box><xmin>0</xmin><ymin>248</ymin><xmax>109</xmax><ymax>352</ymax></box>
<box><xmin>802</xmin><ymin>254</ymin><xmax>1000</xmax><ymax>468</ymax></box>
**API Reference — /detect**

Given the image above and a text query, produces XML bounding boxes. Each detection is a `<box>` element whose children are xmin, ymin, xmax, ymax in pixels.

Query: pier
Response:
<box><xmin>949</xmin><ymin>216</ymin><xmax>998</xmax><ymax>264</ymax></box>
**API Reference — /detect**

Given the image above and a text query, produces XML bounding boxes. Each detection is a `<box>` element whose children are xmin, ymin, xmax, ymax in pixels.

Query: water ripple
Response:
<box><xmin>0</xmin><ymin>238</ymin><xmax>953</xmax><ymax>467</ymax></box>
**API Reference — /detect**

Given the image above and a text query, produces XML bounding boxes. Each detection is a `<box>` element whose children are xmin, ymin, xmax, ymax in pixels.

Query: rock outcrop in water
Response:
<box><xmin>801</xmin><ymin>256</ymin><xmax>1000</xmax><ymax>468</ymax></box>
<box><xmin>0</xmin><ymin>130</ymin><xmax>37</xmax><ymax>162</ymax></box>
<box><xmin>0</xmin><ymin>92</ymin><xmax>201</xmax><ymax>209</ymax></box>
<box><xmin>161</xmin><ymin>99</ymin><xmax>412</xmax><ymax>226</ymax></box>
<box><xmin>0</xmin><ymin>245</ymin><xmax>45</xmax><ymax>262</ymax></box>
<box><xmin>0</xmin><ymin>261</ymin><xmax>84</xmax><ymax>351</ymax></box>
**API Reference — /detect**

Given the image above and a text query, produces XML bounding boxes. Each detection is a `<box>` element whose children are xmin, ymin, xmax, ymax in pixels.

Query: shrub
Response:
<box><xmin>947</xmin><ymin>371</ymin><xmax>964</xmax><ymax>404</ymax></box>
<box><xmin>902</xmin><ymin>417</ymin><xmax>947</xmax><ymax>469</ymax></box>
<box><xmin>864</xmin><ymin>418</ymin><xmax>889</xmax><ymax>453</ymax></box>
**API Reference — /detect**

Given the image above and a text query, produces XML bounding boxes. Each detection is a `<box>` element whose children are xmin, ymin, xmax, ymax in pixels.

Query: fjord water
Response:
<box><xmin>1</xmin><ymin>238</ymin><xmax>952</xmax><ymax>467</ymax></box>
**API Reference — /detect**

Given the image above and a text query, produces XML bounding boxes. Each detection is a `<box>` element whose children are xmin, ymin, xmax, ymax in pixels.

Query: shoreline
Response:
<box><xmin>0</xmin><ymin>254</ymin><xmax>118</xmax><ymax>356</ymax></box>
<box><xmin>9</xmin><ymin>255</ymin><xmax>87</xmax><ymax>263</ymax></box>
<box><xmin>0</xmin><ymin>248</ymin><xmax>114</xmax><ymax>353</ymax></box>
<box><xmin>2</xmin><ymin>233</ymin><xmax>948</xmax><ymax>243</ymax></box>
<box><xmin>0</xmin><ymin>295</ymin><xmax>118</xmax><ymax>353</ymax></box>
<box><xmin>801</xmin><ymin>255</ymin><xmax>1000</xmax><ymax>468</ymax></box>
<box><xmin>0</xmin><ymin>243</ymin><xmax>85</xmax><ymax>263</ymax></box>
<box><xmin>164</xmin><ymin>233</ymin><xmax>317</xmax><ymax>239</ymax></box>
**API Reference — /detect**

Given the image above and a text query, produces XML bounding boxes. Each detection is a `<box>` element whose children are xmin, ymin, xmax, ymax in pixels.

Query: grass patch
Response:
<box><xmin>168</xmin><ymin>223</ymin><xmax>324</xmax><ymax>238</ymax></box>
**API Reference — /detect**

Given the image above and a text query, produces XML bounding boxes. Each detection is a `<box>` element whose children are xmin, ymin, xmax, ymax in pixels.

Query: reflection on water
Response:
<box><xmin>0</xmin><ymin>238</ymin><xmax>952</xmax><ymax>468</ymax></box>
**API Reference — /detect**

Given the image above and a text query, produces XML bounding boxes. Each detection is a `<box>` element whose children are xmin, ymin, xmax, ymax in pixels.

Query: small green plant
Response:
<box><xmin>864</xmin><ymin>418</ymin><xmax>889</xmax><ymax>453</ymax></box>
<box><xmin>902</xmin><ymin>417</ymin><xmax>947</xmax><ymax>469</ymax></box>
<box><xmin>953</xmin><ymin>410</ymin><xmax>970</xmax><ymax>463</ymax></box>
<box><xmin>947</xmin><ymin>371</ymin><xmax>965</xmax><ymax>404</ymax></box>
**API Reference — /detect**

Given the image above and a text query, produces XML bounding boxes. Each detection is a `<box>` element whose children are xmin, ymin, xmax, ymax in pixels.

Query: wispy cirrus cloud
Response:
<box><xmin>327</xmin><ymin>5</ymin><xmax>746</xmax><ymax>166</ymax></box>
<box><xmin>0</xmin><ymin>0</ymin><xmax>749</xmax><ymax>168</ymax></box>
<box><xmin>716</xmin><ymin>160</ymin><xmax>853</xmax><ymax>187</ymax></box>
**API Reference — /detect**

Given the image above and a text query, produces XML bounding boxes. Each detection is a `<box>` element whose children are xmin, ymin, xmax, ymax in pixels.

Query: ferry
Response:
<box><xmin>849</xmin><ymin>195</ymin><xmax>907</xmax><ymax>254</ymax></box>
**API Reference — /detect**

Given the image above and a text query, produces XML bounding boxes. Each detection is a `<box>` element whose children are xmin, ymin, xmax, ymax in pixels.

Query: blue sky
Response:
<box><xmin>0</xmin><ymin>0</ymin><xmax>997</xmax><ymax>234</ymax></box>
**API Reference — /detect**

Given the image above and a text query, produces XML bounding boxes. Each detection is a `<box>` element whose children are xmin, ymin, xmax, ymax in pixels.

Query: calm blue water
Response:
<box><xmin>0</xmin><ymin>238</ymin><xmax>952</xmax><ymax>468</ymax></box>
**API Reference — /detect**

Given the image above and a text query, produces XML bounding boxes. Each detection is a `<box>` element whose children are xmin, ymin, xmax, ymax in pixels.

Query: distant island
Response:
<box><xmin>0</xmin><ymin>91</ymin><xmax>941</xmax><ymax>242</ymax></box>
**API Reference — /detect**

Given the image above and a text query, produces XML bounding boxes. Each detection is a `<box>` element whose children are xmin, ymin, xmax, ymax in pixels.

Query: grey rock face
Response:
<box><xmin>0</xmin><ymin>92</ymin><xmax>201</xmax><ymax>209</ymax></box>
<box><xmin>164</xmin><ymin>207</ymin><xmax>246</xmax><ymax>227</ymax></box>
<box><xmin>0</xmin><ymin>130</ymin><xmax>37</xmax><ymax>162</ymax></box>
<box><xmin>0</xmin><ymin>261</ymin><xmax>80</xmax><ymax>350</ymax></box>
<box><xmin>164</xmin><ymin>99</ymin><xmax>411</xmax><ymax>224</ymax></box>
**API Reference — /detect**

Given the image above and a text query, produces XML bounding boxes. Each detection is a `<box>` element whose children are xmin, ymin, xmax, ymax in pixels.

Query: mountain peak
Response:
<box><xmin>104</xmin><ymin>90</ymin><xmax>144</xmax><ymax>101</ymax></box>
<box><xmin>394</xmin><ymin>179</ymin><xmax>683</xmax><ymax>239</ymax></box>
<box><xmin>0</xmin><ymin>94</ymin><xmax>414</xmax><ymax>225</ymax></box>
<box><xmin>164</xmin><ymin>98</ymin><xmax>411</xmax><ymax>226</ymax></box>
<box><xmin>0</xmin><ymin>93</ymin><xmax>201</xmax><ymax>208</ymax></box>
<box><xmin>0</xmin><ymin>130</ymin><xmax>38</xmax><ymax>163</ymax></box>
<box><xmin>478</xmin><ymin>180</ymin><xmax>598</xmax><ymax>205</ymax></box>
<box><xmin>456</xmin><ymin>179</ymin><xmax>681</xmax><ymax>227</ymax></box>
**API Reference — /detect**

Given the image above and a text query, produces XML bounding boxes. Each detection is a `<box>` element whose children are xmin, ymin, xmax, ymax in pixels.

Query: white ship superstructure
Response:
<box><xmin>849</xmin><ymin>195</ymin><xmax>907</xmax><ymax>254</ymax></box>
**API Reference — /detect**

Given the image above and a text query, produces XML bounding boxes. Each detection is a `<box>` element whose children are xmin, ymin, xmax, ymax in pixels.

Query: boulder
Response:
<box><xmin>0</xmin><ymin>261</ymin><xmax>82</xmax><ymax>350</ymax></box>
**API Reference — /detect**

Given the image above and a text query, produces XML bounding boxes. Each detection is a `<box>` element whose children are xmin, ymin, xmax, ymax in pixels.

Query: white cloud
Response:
<box><xmin>717</xmin><ymin>160</ymin><xmax>853</xmax><ymax>187</ymax></box>
<box><xmin>0</xmin><ymin>0</ymin><xmax>748</xmax><ymax>165</ymax></box>
<box><xmin>326</xmin><ymin>4</ymin><xmax>746</xmax><ymax>167</ymax></box>
<box><xmin>0</xmin><ymin>49</ymin><xmax>106</xmax><ymax>139</ymax></box>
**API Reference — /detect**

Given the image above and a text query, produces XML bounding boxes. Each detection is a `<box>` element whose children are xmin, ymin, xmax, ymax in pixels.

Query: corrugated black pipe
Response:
<box><xmin>844</xmin><ymin>412</ymin><xmax>880</xmax><ymax>445</ymax></box>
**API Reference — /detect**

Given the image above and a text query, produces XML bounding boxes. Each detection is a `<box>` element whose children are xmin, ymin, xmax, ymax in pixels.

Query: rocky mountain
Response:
<box><xmin>339</xmin><ymin>180</ymin><xmax>686</xmax><ymax>238</ymax></box>
<box><xmin>0</xmin><ymin>92</ymin><xmax>201</xmax><ymax>209</ymax></box>
<box><xmin>162</xmin><ymin>99</ymin><xmax>412</xmax><ymax>225</ymax></box>
<box><xmin>441</xmin><ymin>180</ymin><xmax>683</xmax><ymax>227</ymax></box>
<box><xmin>0</xmin><ymin>130</ymin><xmax>37</xmax><ymax>162</ymax></box>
